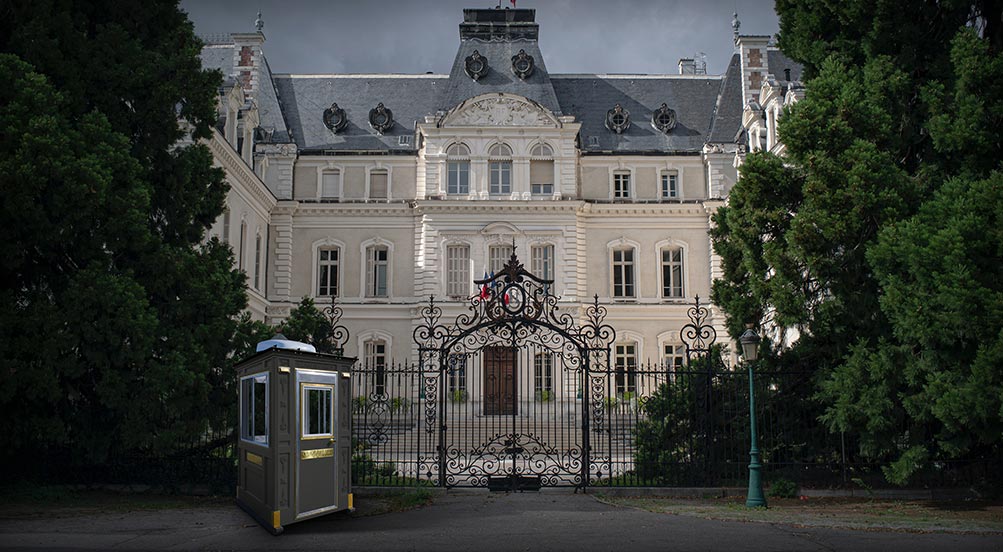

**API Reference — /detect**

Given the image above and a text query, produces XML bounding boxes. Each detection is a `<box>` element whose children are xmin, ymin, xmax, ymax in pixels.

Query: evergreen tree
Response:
<box><xmin>712</xmin><ymin>1</ymin><xmax>1003</xmax><ymax>483</ymax></box>
<box><xmin>0</xmin><ymin>1</ymin><xmax>245</xmax><ymax>465</ymax></box>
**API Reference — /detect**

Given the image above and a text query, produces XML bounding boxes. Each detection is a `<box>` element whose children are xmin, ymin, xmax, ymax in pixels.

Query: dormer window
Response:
<box><xmin>511</xmin><ymin>49</ymin><xmax>535</xmax><ymax>79</ymax></box>
<box><xmin>606</xmin><ymin>104</ymin><xmax>630</xmax><ymax>134</ymax></box>
<box><xmin>369</xmin><ymin>103</ymin><xmax>394</xmax><ymax>134</ymax></box>
<box><xmin>464</xmin><ymin>49</ymin><xmax>489</xmax><ymax>81</ymax></box>
<box><xmin>323</xmin><ymin>102</ymin><xmax>348</xmax><ymax>133</ymax></box>
<box><xmin>651</xmin><ymin>103</ymin><xmax>677</xmax><ymax>133</ymax></box>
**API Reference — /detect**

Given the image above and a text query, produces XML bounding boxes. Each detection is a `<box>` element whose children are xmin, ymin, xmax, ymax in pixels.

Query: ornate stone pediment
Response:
<box><xmin>440</xmin><ymin>94</ymin><xmax>560</xmax><ymax>128</ymax></box>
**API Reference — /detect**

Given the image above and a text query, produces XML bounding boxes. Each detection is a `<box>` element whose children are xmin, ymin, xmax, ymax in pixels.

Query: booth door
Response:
<box><xmin>297</xmin><ymin>370</ymin><xmax>340</xmax><ymax>517</ymax></box>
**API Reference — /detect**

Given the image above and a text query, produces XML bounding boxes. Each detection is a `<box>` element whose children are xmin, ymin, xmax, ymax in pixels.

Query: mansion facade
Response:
<box><xmin>200</xmin><ymin>8</ymin><xmax>801</xmax><ymax>375</ymax></box>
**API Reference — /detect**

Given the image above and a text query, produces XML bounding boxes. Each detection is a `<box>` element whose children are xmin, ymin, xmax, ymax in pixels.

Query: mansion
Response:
<box><xmin>200</xmin><ymin>7</ymin><xmax>802</xmax><ymax>372</ymax></box>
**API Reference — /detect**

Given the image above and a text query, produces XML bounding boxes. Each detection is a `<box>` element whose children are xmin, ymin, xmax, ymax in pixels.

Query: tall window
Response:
<box><xmin>364</xmin><ymin>339</ymin><xmax>387</xmax><ymax>395</ymax></box>
<box><xmin>488</xmin><ymin>143</ymin><xmax>512</xmax><ymax>195</ymax></box>
<box><xmin>321</xmin><ymin>169</ymin><xmax>340</xmax><ymax>200</ymax></box>
<box><xmin>614</xmin><ymin>343</ymin><xmax>637</xmax><ymax>395</ymax></box>
<box><xmin>239</xmin><ymin>220</ymin><xmax>247</xmax><ymax>270</ymax></box>
<box><xmin>531</xmin><ymin>244</ymin><xmax>554</xmax><ymax>280</ymax></box>
<box><xmin>448</xmin><ymin>353</ymin><xmax>467</xmax><ymax>395</ymax></box>
<box><xmin>253</xmin><ymin>233</ymin><xmax>262</xmax><ymax>290</ymax></box>
<box><xmin>661</xmin><ymin>247</ymin><xmax>684</xmax><ymax>298</ymax></box>
<box><xmin>317</xmin><ymin>248</ymin><xmax>339</xmax><ymax>297</ymax></box>
<box><xmin>221</xmin><ymin>208</ymin><xmax>230</xmax><ymax>243</ymax></box>
<box><xmin>366</xmin><ymin>245</ymin><xmax>389</xmax><ymax>297</ymax></box>
<box><xmin>661</xmin><ymin>171</ymin><xmax>679</xmax><ymax>199</ymax></box>
<box><xmin>534</xmin><ymin>353</ymin><xmax>554</xmax><ymax>395</ymax></box>
<box><xmin>612</xmin><ymin>248</ymin><xmax>635</xmax><ymax>298</ymax></box>
<box><xmin>446</xmin><ymin>144</ymin><xmax>470</xmax><ymax>195</ymax></box>
<box><xmin>663</xmin><ymin>344</ymin><xmax>686</xmax><ymax>371</ymax></box>
<box><xmin>446</xmin><ymin>244</ymin><xmax>470</xmax><ymax>298</ymax></box>
<box><xmin>489</xmin><ymin>244</ymin><xmax>514</xmax><ymax>274</ymax></box>
<box><xmin>530</xmin><ymin>143</ymin><xmax>554</xmax><ymax>195</ymax></box>
<box><xmin>369</xmin><ymin>169</ymin><xmax>388</xmax><ymax>199</ymax></box>
<box><xmin>240</xmin><ymin>373</ymin><xmax>268</xmax><ymax>444</ymax></box>
<box><xmin>613</xmin><ymin>171</ymin><xmax>631</xmax><ymax>199</ymax></box>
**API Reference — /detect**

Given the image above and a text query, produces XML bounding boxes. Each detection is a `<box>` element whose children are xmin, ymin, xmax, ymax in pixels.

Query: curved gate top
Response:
<box><xmin>412</xmin><ymin>247</ymin><xmax>616</xmax><ymax>489</ymax></box>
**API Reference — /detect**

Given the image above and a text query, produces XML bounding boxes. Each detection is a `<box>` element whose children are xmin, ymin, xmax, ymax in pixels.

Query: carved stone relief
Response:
<box><xmin>445</xmin><ymin>97</ymin><xmax>556</xmax><ymax>127</ymax></box>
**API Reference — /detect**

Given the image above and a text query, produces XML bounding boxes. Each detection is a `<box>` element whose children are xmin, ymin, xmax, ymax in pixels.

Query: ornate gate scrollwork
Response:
<box><xmin>413</xmin><ymin>246</ymin><xmax>615</xmax><ymax>489</ymax></box>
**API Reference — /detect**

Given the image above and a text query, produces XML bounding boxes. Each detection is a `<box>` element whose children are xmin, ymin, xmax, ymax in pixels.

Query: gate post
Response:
<box><xmin>437</xmin><ymin>351</ymin><xmax>447</xmax><ymax>487</ymax></box>
<box><xmin>581</xmin><ymin>351</ymin><xmax>591</xmax><ymax>489</ymax></box>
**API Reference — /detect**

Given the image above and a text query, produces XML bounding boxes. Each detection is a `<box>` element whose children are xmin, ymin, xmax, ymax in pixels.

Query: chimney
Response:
<box><xmin>678</xmin><ymin>58</ymin><xmax>696</xmax><ymax>75</ymax></box>
<box><xmin>231</xmin><ymin>30</ymin><xmax>266</xmax><ymax>102</ymax></box>
<box><xmin>735</xmin><ymin>35</ymin><xmax>771</xmax><ymax>107</ymax></box>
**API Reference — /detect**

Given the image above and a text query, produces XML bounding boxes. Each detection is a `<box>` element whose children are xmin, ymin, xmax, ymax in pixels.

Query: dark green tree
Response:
<box><xmin>281</xmin><ymin>297</ymin><xmax>339</xmax><ymax>354</ymax></box>
<box><xmin>713</xmin><ymin>2</ymin><xmax>1003</xmax><ymax>483</ymax></box>
<box><xmin>0</xmin><ymin>0</ymin><xmax>245</xmax><ymax>466</ymax></box>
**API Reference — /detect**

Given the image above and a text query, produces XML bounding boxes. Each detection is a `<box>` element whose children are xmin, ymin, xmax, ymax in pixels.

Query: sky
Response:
<box><xmin>180</xmin><ymin>0</ymin><xmax>780</xmax><ymax>76</ymax></box>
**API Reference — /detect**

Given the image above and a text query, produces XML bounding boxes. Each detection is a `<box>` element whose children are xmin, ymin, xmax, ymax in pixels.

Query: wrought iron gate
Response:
<box><xmin>413</xmin><ymin>248</ymin><xmax>616</xmax><ymax>489</ymax></box>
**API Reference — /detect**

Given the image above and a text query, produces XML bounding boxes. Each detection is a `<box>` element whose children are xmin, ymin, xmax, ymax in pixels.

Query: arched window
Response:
<box><xmin>364</xmin><ymin>339</ymin><xmax>388</xmax><ymax>396</ymax></box>
<box><xmin>530</xmin><ymin>143</ymin><xmax>554</xmax><ymax>195</ymax></box>
<box><xmin>253</xmin><ymin>232</ymin><xmax>262</xmax><ymax>290</ymax></box>
<box><xmin>614</xmin><ymin>341</ymin><xmax>638</xmax><ymax>395</ymax></box>
<box><xmin>488</xmin><ymin>143</ymin><xmax>512</xmax><ymax>195</ymax></box>
<box><xmin>446</xmin><ymin>143</ymin><xmax>470</xmax><ymax>195</ymax></box>
<box><xmin>238</xmin><ymin>220</ymin><xmax>247</xmax><ymax>270</ymax></box>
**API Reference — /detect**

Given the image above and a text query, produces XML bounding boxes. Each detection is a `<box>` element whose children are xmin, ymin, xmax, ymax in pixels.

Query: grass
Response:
<box><xmin>595</xmin><ymin>495</ymin><xmax>1003</xmax><ymax>534</ymax></box>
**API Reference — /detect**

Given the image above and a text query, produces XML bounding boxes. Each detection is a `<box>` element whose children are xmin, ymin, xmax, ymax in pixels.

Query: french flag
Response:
<box><xmin>479</xmin><ymin>272</ymin><xmax>490</xmax><ymax>299</ymax></box>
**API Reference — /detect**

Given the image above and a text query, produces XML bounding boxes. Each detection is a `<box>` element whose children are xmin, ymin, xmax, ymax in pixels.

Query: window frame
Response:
<box><xmin>530</xmin><ymin>243</ymin><xmax>554</xmax><ymax>281</ymax></box>
<box><xmin>489</xmin><ymin>243</ymin><xmax>514</xmax><ymax>274</ymax></box>
<box><xmin>317</xmin><ymin>246</ymin><xmax>340</xmax><ymax>297</ymax></box>
<box><xmin>320</xmin><ymin>168</ymin><xmax>341</xmax><ymax>201</ymax></box>
<box><xmin>240</xmin><ymin>372</ymin><xmax>269</xmax><ymax>446</ymax></box>
<box><xmin>612</xmin><ymin>171</ymin><xmax>632</xmax><ymax>199</ymax></box>
<box><xmin>488</xmin><ymin>143</ymin><xmax>513</xmax><ymax>196</ymax></box>
<box><xmin>611</xmin><ymin>247</ymin><xmax>636</xmax><ymax>299</ymax></box>
<box><xmin>368</xmin><ymin>168</ymin><xmax>389</xmax><ymax>200</ymax></box>
<box><xmin>366</xmin><ymin>244</ymin><xmax>390</xmax><ymax>298</ymax></box>
<box><xmin>445</xmin><ymin>243</ymin><xmax>471</xmax><ymax>298</ymax></box>
<box><xmin>364</xmin><ymin>339</ymin><xmax>388</xmax><ymax>396</ymax></box>
<box><xmin>529</xmin><ymin>143</ymin><xmax>555</xmax><ymax>196</ymax></box>
<box><xmin>614</xmin><ymin>342</ymin><xmax>638</xmax><ymax>395</ymax></box>
<box><xmin>534</xmin><ymin>352</ymin><xmax>554</xmax><ymax>395</ymax></box>
<box><xmin>660</xmin><ymin>171</ymin><xmax>679</xmax><ymax>199</ymax></box>
<box><xmin>446</xmin><ymin>144</ymin><xmax>471</xmax><ymax>195</ymax></box>
<box><xmin>300</xmin><ymin>383</ymin><xmax>334</xmax><ymax>439</ymax></box>
<box><xmin>253</xmin><ymin>232</ymin><xmax>262</xmax><ymax>291</ymax></box>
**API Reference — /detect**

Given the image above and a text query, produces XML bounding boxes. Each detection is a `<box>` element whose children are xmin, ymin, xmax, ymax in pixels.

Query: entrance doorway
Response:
<box><xmin>483</xmin><ymin>346</ymin><xmax>516</xmax><ymax>415</ymax></box>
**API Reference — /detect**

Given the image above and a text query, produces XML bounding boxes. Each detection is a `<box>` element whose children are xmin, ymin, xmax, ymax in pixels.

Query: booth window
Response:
<box><xmin>302</xmin><ymin>384</ymin><xmax>333</xmax><ymax>438</ymax></box>
<box><xmin>240</xmin><ymin>373</ymin><xmax>269</xmax><ymax>445</ymax></box>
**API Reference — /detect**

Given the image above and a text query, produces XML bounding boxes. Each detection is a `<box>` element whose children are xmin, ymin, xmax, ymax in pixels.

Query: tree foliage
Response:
<box><xmin>713</xmin><ymin>2</ymin><xmax>1003</xmax><ymax>484</ymax></box>
<box><xmin>0</xmin><ymin>1</ymin><xmax>246</xmax><ymax>464</ymax></box>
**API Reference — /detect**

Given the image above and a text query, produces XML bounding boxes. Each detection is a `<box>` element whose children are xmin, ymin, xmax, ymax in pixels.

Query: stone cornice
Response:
<box><xmin>208</xmin><ymin>130</ymin><xmax>277</xmax><ymax>209</ymax></box>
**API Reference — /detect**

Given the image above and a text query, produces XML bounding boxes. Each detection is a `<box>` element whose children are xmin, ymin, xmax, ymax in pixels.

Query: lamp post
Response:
<box><xmin>740</xmin><ymin>326</ymin><xmax>767</xmax><ymax>508</ymax></box>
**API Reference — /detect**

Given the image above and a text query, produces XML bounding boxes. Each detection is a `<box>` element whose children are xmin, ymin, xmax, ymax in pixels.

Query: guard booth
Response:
<box><xmin>235</xmin><ymin>337</ymin><xmax>354</xmax><ymax>534</ymax></box>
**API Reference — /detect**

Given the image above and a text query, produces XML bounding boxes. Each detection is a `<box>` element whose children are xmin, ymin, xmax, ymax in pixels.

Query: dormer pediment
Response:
<box><xmin>439</xmin><ymin>93</ymin><xmax>562</xmax><ymax>128</ymax></box>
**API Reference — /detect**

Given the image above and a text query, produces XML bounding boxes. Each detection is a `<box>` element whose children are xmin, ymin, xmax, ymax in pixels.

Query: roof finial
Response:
<box><xmin>254</xmin><ymin>11</ymin><xmax>264</xmax><ymax>32</ymax></box>
<box><xmin>732</xmin><ymin>11</ymin><xmax>741</xmax><ymax>43</ymax></box>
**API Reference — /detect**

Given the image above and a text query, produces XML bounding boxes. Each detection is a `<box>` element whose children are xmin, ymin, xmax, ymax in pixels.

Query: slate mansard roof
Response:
<box><xmin>199</xmin><ymin>8</ymin><xmax>749</xmax><ymax>155</ymax></box>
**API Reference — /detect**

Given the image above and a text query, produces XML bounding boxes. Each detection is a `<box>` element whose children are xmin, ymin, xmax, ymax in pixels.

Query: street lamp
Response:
<box><xmin>739</xmin><ymin>326</ymin><xmax>767</xmax><ymax>508</ymax></box>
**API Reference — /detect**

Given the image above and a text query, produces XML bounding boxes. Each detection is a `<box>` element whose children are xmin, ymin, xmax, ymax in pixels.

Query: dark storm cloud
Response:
<box><xmin>181</xmin><ymin>0</ymin><xmax>779</xmax><ymax>75</ymax></box>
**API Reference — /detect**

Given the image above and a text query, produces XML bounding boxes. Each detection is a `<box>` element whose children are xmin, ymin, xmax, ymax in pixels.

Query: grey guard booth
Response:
<box><xmin>235</xmin><ymin>347</ymin><xmax>355</xmax><ymax>534</ymax></box>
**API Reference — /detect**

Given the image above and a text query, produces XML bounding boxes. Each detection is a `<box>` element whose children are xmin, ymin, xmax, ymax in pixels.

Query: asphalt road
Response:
<box><xmin>1</xmin><ymin>490</ymin><xmax>1001</xmax><ymax>551</ymax></box>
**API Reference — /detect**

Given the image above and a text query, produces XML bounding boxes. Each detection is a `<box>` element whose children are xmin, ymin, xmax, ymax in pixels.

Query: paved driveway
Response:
<box><xmin>1</xmin><ymin>490</ymin><xmax>1000</xmax><ymax>551</ymax></box>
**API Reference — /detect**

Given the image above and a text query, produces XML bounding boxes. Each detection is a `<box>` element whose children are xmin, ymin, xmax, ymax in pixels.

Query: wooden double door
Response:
<box><xmin>483</xmin><ymin>346</ymin><xmax>516</xmax><ymax>415</ymax></box>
